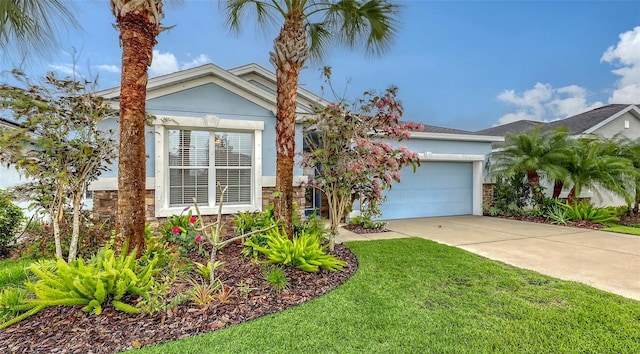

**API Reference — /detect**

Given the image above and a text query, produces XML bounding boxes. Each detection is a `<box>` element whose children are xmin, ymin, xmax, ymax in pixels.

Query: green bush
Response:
<box><xmin>245</xmin><ymin>228</ymin><xmax>345</xmax><ymax>272</ymax></box>
<box><xmin>488</xmin><ymin>172</ymin><xmax>532</xmax><ymax>216</ymax></box>
<box><xmin>348</xmin><ymin>215</ymin><xmax>386</xmax><ymax>230</ymax></box>
<box><xmin>17</xmin><ymin>211</ymin><xmax>114</xmax><ymax>260</ymax></box>
<box><xmin>561</xmin><ymin>201</ymin><xmax>619</xmax><ymax>224</ymax></box>
<box><xmin>0</xmin><ymin>190</ymin><xmax>24</xmax><ymax>254</ymax></box>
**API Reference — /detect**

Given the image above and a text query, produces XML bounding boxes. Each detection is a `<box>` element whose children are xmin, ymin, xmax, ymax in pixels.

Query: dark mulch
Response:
<box><xmin>492</xmin><ymin>215</ymin><xmax>607</xmax><ymax>230</ymax></box>
<box><xmin>0</xmin><ymin>244</ymin><xmax>358</xmax><ymax>353</ymax></box>
<box><xmin>342</xmin><ymin>224</ymin><xmax>389</xmax><ymax>234</ymax></box>
<box><xmin>617</xmin><ymin>213</ymin><xmax>640</xmax><ymax>227</ymax></box>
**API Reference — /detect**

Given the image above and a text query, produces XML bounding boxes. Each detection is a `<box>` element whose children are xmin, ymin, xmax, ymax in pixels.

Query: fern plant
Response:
<box><xmin>561</xmin><ymin>201</ymin><xmax>619</xmax><ymax>224</ymax></box>
<box><xmin>245</xmin><ymin>228</ymin><xmax>346</xmax><ymax>272</ymax></box>
<box><xmin>26</xmin><ymin>246</ymin><xmax>157</xmax><ymax>315</ymax></box>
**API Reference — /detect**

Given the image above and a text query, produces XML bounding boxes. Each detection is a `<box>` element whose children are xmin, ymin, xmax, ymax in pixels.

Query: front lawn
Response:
<box><xmin>601</xmin><ymin>224</ymin><xmax>640</xmax><ymax>236</ymax></box>
<box><xmin>135</xmin><ymin>238</ymin><xmax>640</xmax><ymax>353</ymax></box>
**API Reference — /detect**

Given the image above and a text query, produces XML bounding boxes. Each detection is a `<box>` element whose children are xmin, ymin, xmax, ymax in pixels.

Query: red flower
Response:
<box><xmin>194</xmin><ymin>235</ymin><xmax>202</xmax><ymax>243</ymax></box>
<box><xmin>172</xmin><ymin>226</ymin><xmax>181</xmax><ymax>234</ymax></box>
<box><xmin>189</xmin><ymin>216</ymin><xmax>197</xmax><ymax>224</ymax></box>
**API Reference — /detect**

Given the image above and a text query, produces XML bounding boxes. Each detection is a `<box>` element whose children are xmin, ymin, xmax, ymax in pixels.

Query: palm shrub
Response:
<box><xmin>244</xmin><ymin>228</ymin><xmax>345</xmax><ymax>272</ymax></box>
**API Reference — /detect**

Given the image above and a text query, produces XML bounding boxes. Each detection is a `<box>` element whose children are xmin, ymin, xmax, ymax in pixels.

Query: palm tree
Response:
<box><xmin>110</xmin><ymin>0</ymin><xmax>164</xmax><ymax>256</ymax></box>
<box><xmin>564</xmin><ymin>136</ymin><xmax>636</xmax><ymax>204</ymax></box>
<box><xmin>222</xmin><ymin>0</ymin><xmax>400</xmax><ymax>236</ymax></box>
<box><xmin>0</xmin><ymin>0</ymin><xmax>78</xmax><ymax>59</ymax></box>
<box><xmin>609</xmin><ymin>135</ymin><xmax>640</xmax><ymax>212</ymax></box>
<box><xmin>490</xmin><ymin>126</ymin><xmax>572</xmax><ymax>202</ymax></box>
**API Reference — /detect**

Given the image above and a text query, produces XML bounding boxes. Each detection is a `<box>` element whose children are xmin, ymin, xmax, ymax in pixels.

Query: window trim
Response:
<box><xmin>154</xmin><ymin>115</ymin><xmax>263</xmax><ymax>217</ymax></box>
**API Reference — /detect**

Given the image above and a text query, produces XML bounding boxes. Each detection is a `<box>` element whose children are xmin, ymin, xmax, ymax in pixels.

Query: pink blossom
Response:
<box><xmin>172</xmin><ymin>226</ymin><xmax>181</xmax><ymax>234</ymax></box>
<box><xmin>189</xmin><ymin>216</ymin><xmax>197</xmax><ymax>224</ymax></box>
<box><xmin>194</xmin><ymin>235</ymin><xmax>202</xmax><ymax>243</ymax></box>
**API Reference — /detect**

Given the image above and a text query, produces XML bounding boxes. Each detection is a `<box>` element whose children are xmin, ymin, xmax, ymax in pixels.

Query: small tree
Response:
<box><xmin>0</xmin><ymin>70</ymin><xmax>116</xmax><ymax>261</ymax></box>
<box><xmin>301</xmin><ymin>81</ymin><xmax>421</xmax><ymax>249</ymax></box>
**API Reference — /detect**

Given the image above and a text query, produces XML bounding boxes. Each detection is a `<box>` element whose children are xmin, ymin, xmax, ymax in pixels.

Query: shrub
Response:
<box><xmin>348</xmin><ymin>215</ymin><xmax>386</xmax><ymax>230</ymax></box>
<box><xmin>0</xmin><ymin>190</ymin><xmax>24</xmax><ymax>254</ymax></box>
<box><xmin>17</xmin><ymin>211</ymin><xmax>114</xmax><ymax>260</ymax></box>
<box><xmin>488</xmin><ymin>172</ymin><xmax>532</xmax><ymax>216</ymax></box>
<box><xmin>159</xmin><ymin>209</ymin><xmax>205</xmax><ymax>256</ymax></box>
<box><xmin>561</xmin><ymin>201</ymin><xmax>619</xmax><ymax>224</ymax></box>
<box><xmin>245</xmin><ymin>228</ymin><xmax>346</xmax><ymax>272</ymax></box>
<box><xmin>547</xmin><ymin>204</ymin><xmax>572</xmax><ymax>225</ymax></box>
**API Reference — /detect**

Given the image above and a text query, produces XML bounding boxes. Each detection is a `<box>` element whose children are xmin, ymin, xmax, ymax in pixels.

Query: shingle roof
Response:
<box><xmin>421</xmin><ymin>124</ymin><xmax>474</xmax><ymax>134</ymax></box>
<box><xmin>544</xmin><ymin>104</ymin><xmax>629</xmax><ymax>134</ymax></box>
<box><xmin>475</xmin><ymin>120</ymin><xmax>542</xmax><ymax>136</ymax></box>
<box><xmin>477</xmin><ymin>104</ymin><xmax>636</xmax><ymax>136</ymax></box>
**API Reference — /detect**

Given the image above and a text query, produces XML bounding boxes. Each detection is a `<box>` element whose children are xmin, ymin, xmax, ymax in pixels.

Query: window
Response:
<box><xmin>168</xmin><ymin>129</ymin><xmax>254</xmax><ymax>207</ymax></box>
<box><xmin>155</xmin><ymin>115</ymin><xmax>263</xmax><ymax>217</ymax></box>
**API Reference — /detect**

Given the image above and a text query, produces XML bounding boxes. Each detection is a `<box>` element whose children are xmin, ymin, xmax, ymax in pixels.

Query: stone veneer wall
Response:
<box><xmin>482</xmin><ymin>183</ymin><xmax>494</xmax><ymax>210</ymax></box>
<box><xmin>93</xmin><ymin>186</ymin><xmax>307</xmax><ymax>237</ymax></box>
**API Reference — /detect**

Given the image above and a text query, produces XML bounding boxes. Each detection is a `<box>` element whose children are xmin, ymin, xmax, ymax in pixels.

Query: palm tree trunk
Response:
<box><xmin>526</xmin><ymin>170</ymin><xmax>543</xmax><ymax>204</ymax></box>
<box><xmin>552</xmin><ymin>180</ymin><xmax>563</xmax><ymax>199</ymax></box>
<box><xmin>114</xmin><ymin>12</ymin><xmax>159</xmax><ymax>257</ymax></box>
<box><xmin>271</xmin><ymin>11</ymin><xmax>308</xmax><ymax>238</ymax></box>
<box><xmin>567</xmin><ymin>186</ymin><xmax>576</xmax><ymax>204</ymax></box>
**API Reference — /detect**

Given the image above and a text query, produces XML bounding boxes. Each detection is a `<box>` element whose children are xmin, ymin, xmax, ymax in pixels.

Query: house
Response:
<box><xmin>90</xmin><ymin>63</ymin><xmax>502</xmax><ymax>222</ymax></box>
<box><xmin>478</xmin><ymin>104</ymin><xmax>640</xmax><ymax>206</ymax></box>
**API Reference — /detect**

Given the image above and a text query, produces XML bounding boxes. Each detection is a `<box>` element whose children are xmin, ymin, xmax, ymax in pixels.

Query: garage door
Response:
<box><xmin>377</xmin><ymin>162</ymin><xmax>473</xmax><ymax>220</ymax></box>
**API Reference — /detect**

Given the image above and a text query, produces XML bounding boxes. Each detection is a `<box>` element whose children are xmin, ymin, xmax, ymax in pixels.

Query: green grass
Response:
<box><xmin>0</xmin><ymin>258</ymin><xmax>32</xmax><ymax>288</ymax></box>
<box><xmin>601</xmin><ymin>224</ymin><xmax>640</xmax><ymax>236</ymax></box>
<box><xmin>132</xmin><ymin>238</ymin><xmax>640</xmax><ymax>353</ymax></box>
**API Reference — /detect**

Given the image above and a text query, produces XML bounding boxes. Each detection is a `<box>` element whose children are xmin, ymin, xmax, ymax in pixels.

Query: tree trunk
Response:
<box><xmin>567</xmin><ymin>186</ymin><xmax>576</xmax><ymax>204</ymax></box>
<box><xmin>114</xmin><ymin>12</ymin><xmax>159</xmax><ymax>257</ymax></box>
<box><xmin>552</xmin><ymin>180</ymin><xmax>563</xmax><ymax>199</ymax></box>
<box><xmin>67</xmin><ymin>193</ymin><xmax>82</xmax><ymax>262</ymax></box>
<box><xmin>526</xmin><ymin>170</ymin><xmax>543</xmax><ymax>204</ymax></box>
<box><xmin>270</xmin><ymin>11</ymin><xmax>308</xmax><ymax>239</ymax></box>
<box><xmin>51</xmin><ymin>205</ymin><xmax>62</xmax><ymax>259</ymax></box>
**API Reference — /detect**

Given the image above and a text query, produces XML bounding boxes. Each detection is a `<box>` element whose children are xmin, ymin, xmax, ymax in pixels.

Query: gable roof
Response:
<box><xmin>545</xmin><ymin>104</ymin><xmax>635</xmax><ymax>134</ymax></box>
<box><xmin>95</xmin><ymin>63</ymin><xmax>324</xmax><ymax>118</ymax></box>
<box><xmin>478</xmin><ymin>104</ymin><xmax>639</xmax><ymax>136</ymax></box>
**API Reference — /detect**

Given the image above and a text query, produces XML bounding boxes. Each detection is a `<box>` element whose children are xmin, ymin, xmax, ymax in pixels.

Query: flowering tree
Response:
<box><xmin>301</xmin><ymin>83</ymin><xmax>422</xmax><ymax>248</ymax></box>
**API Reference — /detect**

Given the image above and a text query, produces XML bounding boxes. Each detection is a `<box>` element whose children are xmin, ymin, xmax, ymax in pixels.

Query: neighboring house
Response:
<box><xmin>90</xmin><ymin>63</ymin><xmax>502</xmax><ymax>222</ymax></box>
<box><xmin>478</xmin><ymin>104</ymin><xmax>640</xmax><ymax>206</ymax></box>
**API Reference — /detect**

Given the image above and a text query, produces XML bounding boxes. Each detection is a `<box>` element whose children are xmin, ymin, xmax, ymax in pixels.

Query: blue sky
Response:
<box><xmin>2</xmin><ymin>0</ymin><xmax>639</xmax><ymax>131</ymax></box>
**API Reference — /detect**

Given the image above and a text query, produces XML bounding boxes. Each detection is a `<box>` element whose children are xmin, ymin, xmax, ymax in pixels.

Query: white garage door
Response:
<box><xmin>378</xmin><ymin>162</ymin><xmax>473</xmax><ymax>220</ymax></box>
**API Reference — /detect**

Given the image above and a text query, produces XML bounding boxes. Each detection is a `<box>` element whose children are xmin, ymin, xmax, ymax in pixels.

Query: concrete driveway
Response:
<box><xmin>336</xmin><ymin>215</ymin><xmax>640</xmax><ymax>301</ymax></box>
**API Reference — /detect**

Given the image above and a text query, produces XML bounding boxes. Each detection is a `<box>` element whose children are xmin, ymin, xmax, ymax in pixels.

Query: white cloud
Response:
<box><xmin>48</xmin><ymin>63</ymin><xmax>76</xmax><ymax>76</ymax></box>
<box><xmin>601</xmin><ymin>26</ymin><xmax>640</xmax><ymax>104</ymax></box>
<box><xmin>149</xmin><ymin>50</ymin><xmax>179</xmax><ymax>76</ymax></box>
<box><xmin>95</xmin><ymin>64</ymin><xmax>120</xmax><ymax>73</ymax></box>
<box><xmin>496</xmin><ymin>83</ymin><xmax>603</xmax><ymax>125</ymax></box>
<box><xmin>149</xmin><ymin>50</ymin><xmax>211</xmax><ymax>76</ymax></box>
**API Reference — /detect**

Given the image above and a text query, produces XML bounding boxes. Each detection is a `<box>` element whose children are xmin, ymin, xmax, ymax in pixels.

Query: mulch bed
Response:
<box><xmin>342</xmin><ymin>224</ymin><xmax>389</xmax><ymax>234</ymax></box>
<box><xmin>0</xmin><ymin>244</ymin><xmax>358</xmax><ymax>353</ymax></box>
<box><xmin>492</xmin><ymin>215</ymin><xmax>609</xmax><ymax>230</ymax></box>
